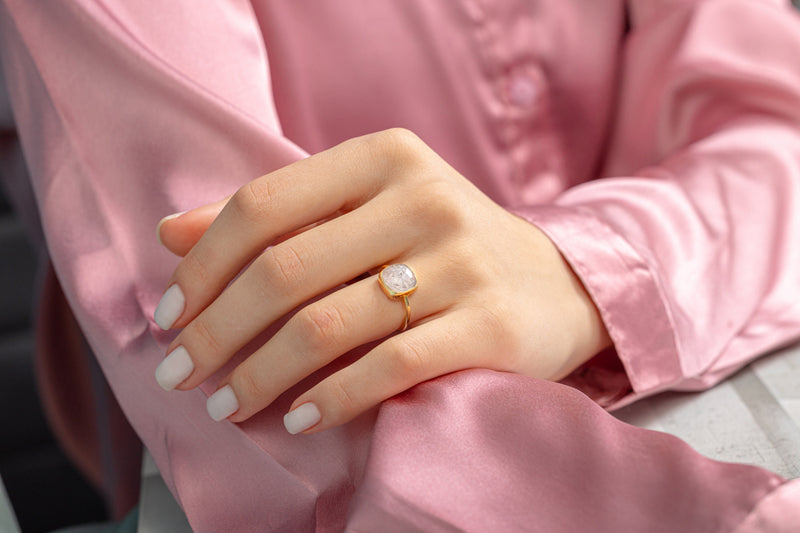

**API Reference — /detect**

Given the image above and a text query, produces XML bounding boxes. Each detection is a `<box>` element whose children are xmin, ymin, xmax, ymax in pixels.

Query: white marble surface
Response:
<box><xmin>138</xmin><ymin>343</ymin><xmax>800</xmax><ymax>532</ymax></box>
<box><xmin>615</xmin><ymin>343</ymin><xmax>800</xmax><ymax>479</ymax></box>
<box><xmin>0</xmin><ymin>474</ymin><xmax>21</xmax><ymax>533</ymax></box>
<box><xmin>138</xmin><ymin>452</ymin><xmax>192</xmax><ymax>533</ymax></box>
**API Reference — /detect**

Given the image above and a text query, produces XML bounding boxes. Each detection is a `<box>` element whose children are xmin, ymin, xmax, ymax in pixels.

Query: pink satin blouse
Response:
<box><xmin>1</xmin><ymin>0</ymin><xmax>800</xmax><ymax>531</ymax></box>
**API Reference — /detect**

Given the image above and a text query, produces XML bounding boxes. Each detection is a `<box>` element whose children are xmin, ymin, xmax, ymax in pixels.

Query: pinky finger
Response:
<box><xmin>283</xmin><ymin>309</ymin><xmax>496</xmax><ymax>434</ymax></box>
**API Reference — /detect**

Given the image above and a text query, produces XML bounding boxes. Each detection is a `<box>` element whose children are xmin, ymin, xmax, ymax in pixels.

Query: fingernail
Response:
<box><xmin>155</xmin><ymin>346</ymin><xmax>194</xmax><ymax>391</ymax></box>
<box><xmin>154</xmin><ymin>284</ymin><xmax>185</xmax><ymax>330</ymax></box>
<box><xmin>284</xmin><ymin>403</ymin><xmax>321</xmax><ymax>434</ymax></box>
<box><xmin>207</xmin><ymin>385</ymin><xmax>239</xmax><ymax>421</ymax></box>
<box><xmin>156</xmin><ymin>211</ymin><xmax>186</xmax><ymax>246</ymax></box>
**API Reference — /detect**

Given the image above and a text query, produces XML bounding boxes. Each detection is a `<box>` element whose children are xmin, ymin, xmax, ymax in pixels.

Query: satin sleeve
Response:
<box><xmin>0</xmin><ymin>2</ymin><xmax>354</xmax><ymax>531</ymax></box>
<box><xmin>0</xmin><ymin>0</ymin><xmax>793</xmax><ymax>532</ymax></box>
<box><xmin>513</xmin><ymin>0</ymin><xmax>800</xmax><ymax>408</ymax></box>
<box><xmin>3</xmin><ymin>1</ymin><xmax>800</xmax><ymax>531</ymax></box>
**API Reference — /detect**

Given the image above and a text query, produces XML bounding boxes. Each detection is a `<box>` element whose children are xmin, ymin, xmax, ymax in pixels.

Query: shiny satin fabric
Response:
<box><xmin>1</xmin><ymin>0</ymin><xmax>800</xmax><ymax>530</ymax></box>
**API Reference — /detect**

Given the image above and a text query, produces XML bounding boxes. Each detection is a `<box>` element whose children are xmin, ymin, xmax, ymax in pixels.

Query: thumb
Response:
<box><xmin>156</xmin><ymin>197</ymin><xmax>229</xmax><ymax>257</ymax></box>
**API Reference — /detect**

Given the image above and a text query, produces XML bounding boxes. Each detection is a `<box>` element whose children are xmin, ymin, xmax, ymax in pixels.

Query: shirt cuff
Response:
<box><xmin>509</xmin><ymin>204</ymin><xmax>683</xmax><ymax>408</ymax></box>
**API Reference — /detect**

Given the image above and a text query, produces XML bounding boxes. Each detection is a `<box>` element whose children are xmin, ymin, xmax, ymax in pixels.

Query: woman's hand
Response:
<box><xmin>154</xmin><ymin>129</ymin><xmax>610</xmax><ymax>434</ymax></box>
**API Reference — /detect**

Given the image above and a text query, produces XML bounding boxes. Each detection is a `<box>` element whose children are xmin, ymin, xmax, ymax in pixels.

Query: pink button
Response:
<box><xmin>508</xmin><ymin>74</ymin><xmax>539</xmax><ymax>107</ymax></box>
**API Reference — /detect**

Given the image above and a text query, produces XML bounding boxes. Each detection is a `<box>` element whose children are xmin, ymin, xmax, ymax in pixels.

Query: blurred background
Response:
<box><xmin>0</xmin><ymin>186</ymin><xmax>107</xmax><ymax>531</ymax></box>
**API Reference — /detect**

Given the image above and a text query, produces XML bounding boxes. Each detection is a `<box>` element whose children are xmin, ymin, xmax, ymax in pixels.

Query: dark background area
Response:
<box><xmin>0</xmin><ymin>188</ymin><xmax>107</xmax><ymax>532</ymax></box>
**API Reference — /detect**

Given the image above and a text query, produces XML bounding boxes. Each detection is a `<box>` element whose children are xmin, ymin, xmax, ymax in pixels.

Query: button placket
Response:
<box><xmin>508</xmin><ymin>72</ymin><xmax>539</xmax><ymax>108</ymax></box>
<box><xmin>504</xmin><ymin>66</ymin><xmax>545</xmax><ymax>111</ymax></box>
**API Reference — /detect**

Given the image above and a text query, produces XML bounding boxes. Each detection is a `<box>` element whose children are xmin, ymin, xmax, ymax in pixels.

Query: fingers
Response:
<box><xmin>157</xmin><ymin>199</ymin><xmax>345</xmax><ymax>258</ymax></box>
<box><xmin>153</xmin><ymin>129</ymin><xmax>487</xmax><ymax>435</ymax></box>
<box><xmin>211</xmin><ymin>269</ymin><xmax>436</xmax><ymax>422</ymax></box>
<box><xmin>154</xmin><ymin>131</ymin><xmax>413</xmax><ymax>331</ymax></box>
<box><xmin>201</xmin><ymin>248</ymin><xmax>464</xmax><ymax>423</ymax></box>
<box><xmin>157</xmin><ymin>198</ymin><xmax>229</xmax><ymax>257</ymax></box>
<box><xmin>284</xmin><ymin>308</ymin><xmax>500</xmax><ymax>434</ymax></box>
<box><xmin>155</xmin><ymin>197</ymin><xmax>418</xmax><ymax>392</ymax></box>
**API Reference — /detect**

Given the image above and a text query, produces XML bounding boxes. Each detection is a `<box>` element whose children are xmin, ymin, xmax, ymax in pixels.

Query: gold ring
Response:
<box><xmin>377</xmin><ymin>264</ymin><xmax>418</xmax><ymax>331</ymax></box>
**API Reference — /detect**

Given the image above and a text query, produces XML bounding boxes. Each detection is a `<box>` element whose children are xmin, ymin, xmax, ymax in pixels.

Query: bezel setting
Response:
<box><xmin>378</xmin><ymin>264</ymin><xmax>418</xmax><ymax>298</ymax></box>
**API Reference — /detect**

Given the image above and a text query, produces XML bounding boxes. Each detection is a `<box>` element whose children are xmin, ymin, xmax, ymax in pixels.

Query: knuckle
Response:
<box><xmin>475</xmin><ymin>303</ymin><xmax>509</xmax><ymax>340</ymax></box>
<box><xmin>186</xmin><ymin>316</ymin><xmax>222</xmax><ymax>357</ymax></box>
<box><xmin>260</xmin><ymin>244</ymin><xmax>308</xmax><ymax>291</ymax></box>
<box><xmin>296</xmin><ymin>304</ymin><xmax>347</xmax><ymax>353</ymax></box>
<box><xmin>231</xmin><ymin>179</ymin><xmax>276</xmax><ymax>224</ymax></box>
<box><xmin>177</xmin><ymin>250</ymin><xmax>214</xmax><ymax>288</ymax></box>
<box><xmin>370</xmin><ymin>128</ymin><xmax>427</xmax><ymax>168</ymax></box>
<box><xmin>387</xmin><ymin>337</ymin><xmax>428</xmax><ymax>380</ymax></box>
<box><xmin>379</xmin><ymin>127</ymin><xmax>421</xmax><ymax>149</ymax></box>
<box><xmin>232</xmin><ymin>365</ymin><xmax>268</xmax><ymax>403</ymax></box>
<box><xmin>412</xmin><ymin>180</ymin><xmax>467</xmax><ymax>232</ymax></box>
<box><xmin>472</xmin><ymin>301</ymin><xmax>518</xmax><ymax>356</ymax></box>
<box><xmin>327</xmin><ymin>375</ymin><xmax>359</xmax><ymax>418</ymax></box>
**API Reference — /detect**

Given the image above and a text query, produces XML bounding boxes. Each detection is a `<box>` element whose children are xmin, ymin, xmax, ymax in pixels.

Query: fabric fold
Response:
<box><xmin>2</xmin><ymin>0</ymin><xmax>800</xmax><ymax>531</ymax></box>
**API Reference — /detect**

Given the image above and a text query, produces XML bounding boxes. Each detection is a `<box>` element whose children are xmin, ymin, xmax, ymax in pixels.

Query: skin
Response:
<box><xmin>156</xmin><ymin>128</ymin><xmax>611</xmax><ymax>433</ymax></box>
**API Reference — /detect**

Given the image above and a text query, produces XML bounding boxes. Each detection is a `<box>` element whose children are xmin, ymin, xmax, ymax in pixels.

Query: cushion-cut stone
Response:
<box><xmin>380</xmin><ymin>264</ymin><xmax>417</xmax><ymax>295</ymax></box>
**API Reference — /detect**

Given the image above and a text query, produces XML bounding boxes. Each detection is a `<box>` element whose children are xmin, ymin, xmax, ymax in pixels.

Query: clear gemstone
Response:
<box><xmin>381</xmin><ymin>264</ymin><xmax>417</xmax><ymax>295</ymax></box>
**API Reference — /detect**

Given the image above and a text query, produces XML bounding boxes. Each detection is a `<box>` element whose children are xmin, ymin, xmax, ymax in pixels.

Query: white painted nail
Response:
<box><xmin>283</xmin><ymin>403</ymin><xmax>321</xmax><ymax>435</ymax></box>
<box><xmin>207</xmin><ymin>385</ymin><xmax>239</xmax><ymax>421</ymax></box>
<box><xmin>156</xmin><ymin>211</ymin><xmax>187</xmax><ymax>246</ymax></box>
<box><xmin>155</xmin><ymin>346</ymin><xmax>194</xmax><ymax>391</ymax></box>
<box><xmin>154</xmin><ymin>284</ymin><xmax>185</xmax><ymax>330</ymax></box>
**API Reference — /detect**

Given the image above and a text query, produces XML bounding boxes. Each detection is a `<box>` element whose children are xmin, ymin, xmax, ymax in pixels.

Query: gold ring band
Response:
<box><xmin>399</xmin><ymin>295</ymin><xmax>411</xmax><ymax>331</ymax></box>
<box><xmin>377</xmin><ymin>264</ymin><xmax>417</xmax><ymax>332</ymax></box>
